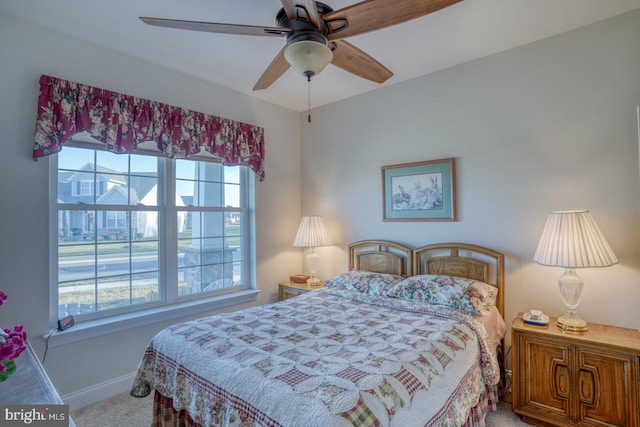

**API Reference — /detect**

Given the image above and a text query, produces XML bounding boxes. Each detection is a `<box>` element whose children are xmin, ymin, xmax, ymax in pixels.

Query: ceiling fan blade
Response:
<box><xmin>324</xmin><ymin>0</ymin><xmax>462</xmax><ymax>40</ymax></box>
<box><xmin>281</xmin><ymin>0</ymin><xmax>321</xmax><ymax>29</ymax></box>
<box><xmin>330</xmin><ymin>40</ymin><xmax>392</xmax><ymax>83</ymax></box>
<box><xmin>140</xmin><ymin>17</ymin><xmax>290</xmax><ymax>37</ymax></box>
<box><xmin>253</xmin><ymin>46</ymin><xmax>291</xmax><ymax>90</ymax></box>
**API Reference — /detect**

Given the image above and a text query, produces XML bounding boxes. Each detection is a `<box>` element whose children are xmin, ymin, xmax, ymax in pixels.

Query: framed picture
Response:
<box><xmin>382</xmin><ymin>158</ymin><xmax>457</xmax><ymax>221</ymax></box>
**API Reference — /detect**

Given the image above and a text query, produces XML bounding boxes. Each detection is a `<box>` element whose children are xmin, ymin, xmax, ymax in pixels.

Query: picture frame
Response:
<box><xmin>382</xmin><ymin>157</ymin><xmax>457</xmax><ymax>221</ymax></box>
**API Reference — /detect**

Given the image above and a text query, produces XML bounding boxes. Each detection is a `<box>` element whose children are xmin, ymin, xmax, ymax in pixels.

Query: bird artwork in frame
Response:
<box><xmin>381</xmin><ymin>158</ymin><xmax>457</xmax><ymax>221</ymax></box>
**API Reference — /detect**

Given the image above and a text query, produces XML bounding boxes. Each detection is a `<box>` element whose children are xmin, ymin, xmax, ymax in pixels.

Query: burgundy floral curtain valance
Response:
<box><xmin>33</xmin><ymin>75</ymin><xmax>265</xmax><ymax>180</ymax></box>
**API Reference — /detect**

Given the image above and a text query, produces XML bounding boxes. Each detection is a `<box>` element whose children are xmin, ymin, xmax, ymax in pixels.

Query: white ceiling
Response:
<box><xmin>2</xmin><ymin>0</ymin><xmax>639</xmax><ymax>112</ymax></box>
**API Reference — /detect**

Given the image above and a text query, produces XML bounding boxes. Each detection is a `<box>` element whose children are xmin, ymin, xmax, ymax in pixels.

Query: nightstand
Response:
<box><xmin>511</xmin><ymin>313</ymin><xmax>640</xmax><ymax>426</ymax></box>
<box><xmin>278</xmin><ymin>281</ymin><xmax>322</xmax><ymax>301</ymax></box>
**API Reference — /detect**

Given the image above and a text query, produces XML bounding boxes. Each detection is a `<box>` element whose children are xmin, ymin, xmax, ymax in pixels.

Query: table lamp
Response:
<box><xmin>533</xmin><ymin>210</ymin><xmax>618</xmax><ymax>332</ymax></box>
<box><xmin>292</xmin><ymin>215</ymin><xmax>332</xmax><ymax>286</ymax></box>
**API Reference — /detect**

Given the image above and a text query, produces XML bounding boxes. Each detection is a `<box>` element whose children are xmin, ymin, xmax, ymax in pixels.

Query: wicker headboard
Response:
<box><xmin>413</xmin><ymin>243</ymin><xmax>505</xmax><ymax>319</ymax></box>
<box><xmin>348</xmin><ymin>240</ymin><xmax>413</xmax><ymax>277</ymax></box>
<box><xmin>347</xmin><ymin>240</ymin><xmax>505</xmax><ymax>319</ymax></box>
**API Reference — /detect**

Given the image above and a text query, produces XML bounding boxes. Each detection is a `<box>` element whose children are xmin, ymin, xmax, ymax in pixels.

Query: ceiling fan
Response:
<box><xmin>140</xmin><ymin>0</ymin><xmax>463</xmax><ymax>91</ymax></box>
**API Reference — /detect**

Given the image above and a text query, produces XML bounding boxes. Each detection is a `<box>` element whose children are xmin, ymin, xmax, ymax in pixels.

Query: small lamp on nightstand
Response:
<box><xmin>292</xmin><ymin>215</ymin><xmax>332</xmax><ymax>287</ymax></box>
<box><xmin>533</xmin><ymin>210</ymin><xmax>618</xmax><ymax>332</ymax></box>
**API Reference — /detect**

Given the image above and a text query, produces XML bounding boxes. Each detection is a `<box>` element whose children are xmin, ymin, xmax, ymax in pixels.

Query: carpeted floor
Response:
<box><xmin>70</xmin><ymin>391</ymin><xmax>532</xmax><ymax>426</ymax></box>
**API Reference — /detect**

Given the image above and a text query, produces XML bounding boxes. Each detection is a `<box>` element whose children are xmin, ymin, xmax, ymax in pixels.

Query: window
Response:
<box><xmin>105</xmin><ymin>211</ymin><xmax>127</xmax><ymax>229</ymax></box>
<box><xmin>175</xmin><ymin>160</ymin><xmax>246</xmax><ymax>296</ymax></box>
<box><xmin>52</xmin><ymin>145</ymin><xmax>253</xmax><ymax>323</ymax></box>
<box><xmin>77</xmin><ymin>180</ymin><xmax>94</xmax><ymax>196</ymax></box>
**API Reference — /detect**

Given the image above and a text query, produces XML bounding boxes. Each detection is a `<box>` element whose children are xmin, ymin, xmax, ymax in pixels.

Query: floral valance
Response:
<box><xmin>33</xmin><ymin>75</ymin><xmax>265</xmax><ymax>180</ymax></box>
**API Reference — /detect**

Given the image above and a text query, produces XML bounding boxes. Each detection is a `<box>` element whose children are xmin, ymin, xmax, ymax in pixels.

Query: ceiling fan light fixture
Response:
<box><xmin>284</xmin><ymin>40</ymin><xmax>333</xmax><ymax>78</ymax></box>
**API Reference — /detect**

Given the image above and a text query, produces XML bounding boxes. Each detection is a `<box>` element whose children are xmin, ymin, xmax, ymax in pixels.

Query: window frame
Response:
<box><xmin>48</xmin><ymin>141</ymin><xmax>258</xmax><ymax>346</ymax></box>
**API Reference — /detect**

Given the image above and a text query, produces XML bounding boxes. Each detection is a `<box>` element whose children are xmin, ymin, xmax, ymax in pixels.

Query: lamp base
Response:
<box><xmin>306</xmin><ymin>275</ymin><xmax>322</xmax><ymax>287</ymax></box>
<box><xmin>305</xmin><ymin>251</ymin><xmax>321</xmax><ymax>288</ymax></box>
<box><xmin>557</xmin><ymin>312</ymin><xmax>588</xmax><ymax>333</ymax></box>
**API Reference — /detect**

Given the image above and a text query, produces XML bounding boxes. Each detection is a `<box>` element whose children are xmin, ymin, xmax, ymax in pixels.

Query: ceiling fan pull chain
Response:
<box><xmin>307</xmin><ymin>74</ymin><xmax>312</xmax><ymax>123</ymax></box>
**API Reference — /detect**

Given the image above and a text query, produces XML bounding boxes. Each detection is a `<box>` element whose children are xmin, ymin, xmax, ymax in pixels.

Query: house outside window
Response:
<box><xmin>52</xmin><ymin>145</ymin><xmax>253</xmax><ymax>323</ymax></box>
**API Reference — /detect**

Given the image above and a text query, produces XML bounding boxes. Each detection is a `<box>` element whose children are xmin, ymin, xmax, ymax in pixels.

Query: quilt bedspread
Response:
<box><xmin>130</xmin><ymin>289</ymin><xmax>500</xmax><ymax>427</ymax></box>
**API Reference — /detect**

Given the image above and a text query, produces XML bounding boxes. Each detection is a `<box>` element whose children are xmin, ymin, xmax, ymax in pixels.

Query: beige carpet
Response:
<box><xmin>71</xmin><ymin>391</ymin><xmax>532</xmax><ymax>426</ymax></box>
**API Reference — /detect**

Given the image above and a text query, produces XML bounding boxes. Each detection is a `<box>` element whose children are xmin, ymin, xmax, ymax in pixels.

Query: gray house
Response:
<box><xmin>57</xmin><ymin>163</ymin><xmax>169</xmax><ymax>241</ymax></box>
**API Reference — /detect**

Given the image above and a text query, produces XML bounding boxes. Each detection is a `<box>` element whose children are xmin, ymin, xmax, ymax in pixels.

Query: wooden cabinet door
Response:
<box><xmin>515</xmin><ymin>334</ymin><xmax>572</xmax><ymax>422</ymax></box>
<box><xmin>576</xmin><ymin>347</ymin><xmax>639</xmax><ymax>427</ymax></box>
<box><xmin>512</xmin><ymin>316</ymin><xmax>640</xmax><ymax>427</ymax></box>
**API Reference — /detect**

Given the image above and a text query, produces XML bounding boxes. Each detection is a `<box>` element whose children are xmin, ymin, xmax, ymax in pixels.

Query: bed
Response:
<box><xmin>131</xmin><ymin>241</ymin><xmax>506</xmax><ymax>427</ymax></box>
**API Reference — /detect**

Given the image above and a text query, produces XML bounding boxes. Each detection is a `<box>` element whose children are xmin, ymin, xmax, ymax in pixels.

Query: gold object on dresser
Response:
<box><xmin>278</xmin><ymin>281</ymin><xmax>322</xmax><ymax>301</ymax></box>
<box><xmin>511</xmin><ymin>313</ymin><xmax>640</xmax><ymax>426</ymax></box>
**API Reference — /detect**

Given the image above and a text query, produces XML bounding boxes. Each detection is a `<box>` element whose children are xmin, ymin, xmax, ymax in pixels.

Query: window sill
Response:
<box><xmin>45</xmin><ymin>290</ymin><xmax>260</xmax><ymax>348</ymax></box>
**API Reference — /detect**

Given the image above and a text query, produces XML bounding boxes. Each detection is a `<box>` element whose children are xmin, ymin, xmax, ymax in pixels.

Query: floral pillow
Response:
<box><xmin>324</xmin><ymin>271</ymin><xmax>404</xmax><ymax>296</ymax></box>
<box><xmin>384</xmin><ymin>274</ymin><xmax>498</xmax><ymax>315</ymax></box>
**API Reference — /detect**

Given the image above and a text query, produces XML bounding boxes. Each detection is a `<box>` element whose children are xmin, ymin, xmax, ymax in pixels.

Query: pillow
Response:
<box><xmin>468</xmin><ymin>280</ymin><xmax>499</xmax><ymax>313</ymax></box>
<box><xmin>478</xmin><ymin>305</ymin><xmax>507</xmax><ymax>347</ymax></box>
<box><xmin>384</xmin><ymin>274</ymin><xmax>498</xmax><ymax>315</ymax></box>
<box><xmin>324</xmin><ymin>271</ymin><xmax>404</xmax><ymax>296</ymax></box>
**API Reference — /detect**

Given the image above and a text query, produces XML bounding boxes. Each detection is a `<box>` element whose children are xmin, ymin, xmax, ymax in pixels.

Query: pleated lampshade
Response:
<box><xmin>292</xmin><ymin>216</ymin><xmax>332</xmax><ymax>248</ymax></box>
<box><xmin>533</xmin><ymin>210</ymin><xmax>618</xmax><ymax>268</ymax></box>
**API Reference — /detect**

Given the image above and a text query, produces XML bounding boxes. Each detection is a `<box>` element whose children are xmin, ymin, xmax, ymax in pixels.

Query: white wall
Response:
<box><xmin>0</xmin><ymin>12</ymin><xmax>303</xmax><ymax>405</ymax></box>
<box><xmin>301</xmin><ymin>10</ymin><xmax>640</xmax><ymax>344</ymax></box>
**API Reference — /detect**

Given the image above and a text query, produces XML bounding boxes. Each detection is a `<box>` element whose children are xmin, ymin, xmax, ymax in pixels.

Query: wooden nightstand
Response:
<box><xmin>511</xmin><ymin>313</ymin><xmax>640</xmax><ymax>426</ymax></box>
<box><xmin>278</xmin><ymin>281</ymin><xmax>322</xmax><ymax>301</ymax></box>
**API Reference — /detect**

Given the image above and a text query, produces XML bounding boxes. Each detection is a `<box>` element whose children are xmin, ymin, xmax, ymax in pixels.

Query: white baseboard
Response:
<box><xmin>62</xmin><ymin>371</ymin><xmax>137</xmax><ymax>411</ymax></box>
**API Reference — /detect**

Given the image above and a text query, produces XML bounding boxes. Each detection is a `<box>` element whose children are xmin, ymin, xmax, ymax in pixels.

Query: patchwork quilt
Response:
<box><xmin>130</xmin><ymin>288</ymin><xmax>500</xmax><ymax>427</ymax></box>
